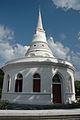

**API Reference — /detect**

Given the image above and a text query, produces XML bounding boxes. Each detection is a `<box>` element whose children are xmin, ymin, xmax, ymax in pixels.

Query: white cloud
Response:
<box><xmin>13</xmin><ymin>44</ymin><xmax>29</xmax><ymax>58</ymax></box>
<box><xmin>0</xmin><ymin>24</ymin><xmax>80</xmax><ymax>80</ymax></box>
<box><xmin>48</xmin><ymin>36</ymin><xmax>80</xmax><ymax>80</ymax></box>
<box><xmin>52</xmin><ymin>0</ymin><xmax>80</xmax><ymax>11</ymax></box>
<box><xmin>48</xmin><ymin>37</ymin><xmax>70</xmax><ymax>59</ymax></box>
<box><xmin>70</xmin><ymin>51</ymin><xmax>80</xmax><ymax>70</ymax></box>
<box><xmin>0</xmin><ymin>25</ymin><xmax>29</xmax><ymax>67</ymax></box>
<box><xmin>59</xmin><ymin>33</ymin><xmax>67</xmax><ymax>40</ymax></box>
<box><xmin>78</xmin><ymin>32</ymin><xmax>80</xmax><ymax>41</ymax></box>
<box><xmin>0</xmin><ymin>25</ymin><xmax>14</xmax><ymax>42</ymax></box>
<box><xmin>0</xmin><ymin>43</ymin><xmax>29</xmax><ymax>62</ymax></box>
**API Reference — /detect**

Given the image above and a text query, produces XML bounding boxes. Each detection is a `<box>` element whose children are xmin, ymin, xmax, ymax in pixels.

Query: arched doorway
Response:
<box><xmin>52</xmin><ymin>74</ymin><xmax>62</xmax><ymax>103</ymax></box>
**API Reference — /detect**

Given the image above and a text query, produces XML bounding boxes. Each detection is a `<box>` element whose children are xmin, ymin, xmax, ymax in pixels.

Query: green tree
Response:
<box><xmin>75</xmin><ymin>80</ymin><xmax>80</xmax><ymax>99</ymax></box>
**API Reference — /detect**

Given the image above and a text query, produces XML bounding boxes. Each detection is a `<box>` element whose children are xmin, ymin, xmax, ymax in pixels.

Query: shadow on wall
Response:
<box><xmin>0</xmin><ymin>69</ymin><xmax>4</xmax><ymax>98</ymax></box>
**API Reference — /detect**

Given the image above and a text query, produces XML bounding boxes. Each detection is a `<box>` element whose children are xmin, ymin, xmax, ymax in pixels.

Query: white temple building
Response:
<box><xmin>2</xmin><ymin>10</ymin><xmax>76</xmax><ymax>104</ymax></box>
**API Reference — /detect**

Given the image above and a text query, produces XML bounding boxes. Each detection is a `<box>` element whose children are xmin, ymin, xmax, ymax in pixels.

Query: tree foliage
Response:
<box><xmin>75</xmin><ymin>80</ymin><xmax>80</xmax><ymax>97</ymax></box>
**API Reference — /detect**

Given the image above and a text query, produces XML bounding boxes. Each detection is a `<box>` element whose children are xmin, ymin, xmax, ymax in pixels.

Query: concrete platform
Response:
<box><xmin>0</xmin><ymin>109</ymin><xmax>80</xmax><ymax>119</ymax></box>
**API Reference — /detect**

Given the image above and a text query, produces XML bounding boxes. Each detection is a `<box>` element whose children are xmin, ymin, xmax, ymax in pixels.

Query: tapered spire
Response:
<box><xmin>25</xmin><ymin>8</ymin><xmax>54</xmax><ymax>58</ymax></box>
<box><xmin>36</xmin><ymin>8</ymin><xmax>44</xmax><ymax>32</ymax></box>
<box><xmin>32</xmin><ymin>8</ymin><xmax>47</xmax><ymax>43</ymax></box>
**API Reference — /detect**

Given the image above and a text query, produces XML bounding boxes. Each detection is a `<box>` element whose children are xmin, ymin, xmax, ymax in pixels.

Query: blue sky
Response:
<box><xmin>0</xmin><ymin>0</ymin><xmax>80</xmax><ymax>79</ymax></box>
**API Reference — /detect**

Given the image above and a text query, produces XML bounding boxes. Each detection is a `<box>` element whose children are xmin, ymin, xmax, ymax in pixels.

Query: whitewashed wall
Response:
<box><xmin>2</xmin><ymin>62</ymin><xmax>76</xmax><ymax>104</ymax></box>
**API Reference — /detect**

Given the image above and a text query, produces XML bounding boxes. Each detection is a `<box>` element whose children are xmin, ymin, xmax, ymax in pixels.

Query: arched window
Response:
<box><xmin>33</xmin><ymin>73</ymin><xmax>41</xmax><ymax>92</ymax></box>
<box><xmin>7</xmin><ymin>75</ymin><xmax>10</xmax><ymax>92</ymax></box>
<box><xmin>52</xmin><ymin>73</ymin><xmax>61</xmax><ymax>83</ymax></box>
<box><xmin>15</xmin><ymin>73</ymin><xmax>23</xmax><ymax>92</ymax></box>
